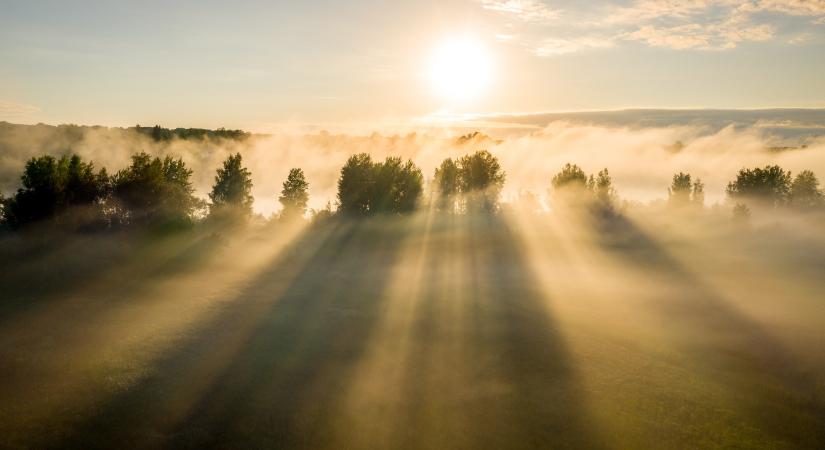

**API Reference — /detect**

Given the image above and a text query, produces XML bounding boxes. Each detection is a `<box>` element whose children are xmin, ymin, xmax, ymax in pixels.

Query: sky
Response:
<box><xmin>2</xmin><ymin>0</ymin><xmax>825</xmax><ymax>131</ymax></box>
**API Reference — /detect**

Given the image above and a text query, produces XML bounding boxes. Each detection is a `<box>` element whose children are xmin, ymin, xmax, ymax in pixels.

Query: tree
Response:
<box><xmin>551</xmin><ymin>163</ymin><xmax>588</xmax><ymax>191</ymax></box>
<box><xmin>668</xmin><ymin>172</ymin><xmax>704</xmax><ymax>208</ymax></box>
<box><xmin>457</xmin><ymin>150</ymin><xmax>505</xmax><ymax>212</ymax></box>
<box><xmin>726</xmin><ymin>165</ymin><xmax>791</xmax><ymax>208</ymax></box>
<box><xmin>112</xmin><ymin>152</ymin><xmax>201</xmax><ymax>225</ymax></box>
<box><xmin>550</xmin><ymin>163</ymin><xmax>618</xmax><ymax>212</ymax></box>
<box><xmin>3</xmin><ymin>154</ymin><xmax>108</xmax><ymax>229</ymax></box>
<box><xmin>374</xmin><ymin>157</ymin><xmax>423</xmax><ymax>214</ymax></box>
<box><xmin>593</xmin><ymin>168</ymin><xmax>616</xmax><ymax>210</ymax></box>
<box><xmin>433</xmin><ymin>158</ymin><xmax>459</xmax><ymax>212</ymax></box>
<box><xmin>209</xmin><ymin>153</ymin><xmax>253</xmax><ymax>218</ymax></box>
<box><xmin>336</xmin><ymin>154</ymin><xmax>423</xmax><ymax>216</ymax></box>
<box><xmin>337</xmin><ymin>153</ymin><xmax>375</xmax><ymax>216</ymax></box>
<box><xmin>279</xmin><ymin>168</ymin><xmax>310</xmax><ymax>218</ymax></box>
<box><xmin>789</xmin><ymin>170</ymin><xmax>823</xmax><ymax>210</ymax></box>
<box><xmin>668</xmin><ymin>172</ymin><xmax>692</xmax><ymax>206</ymax></box>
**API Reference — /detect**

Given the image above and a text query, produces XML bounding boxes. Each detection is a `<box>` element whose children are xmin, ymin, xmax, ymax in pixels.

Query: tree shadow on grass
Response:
<box><xmin>595</xmin><ymin>213</ymin><xmax>825</xmax><ymax>448</ymax></box>
<box><xmin>380</xmin><ymin>213</ymin><xmax>603</xmax><ymax>450</ymax></box>
<box><xmin>54</xmin><ymin>217</ymin><xmax>414</xmax><ymax>450</ymax></box>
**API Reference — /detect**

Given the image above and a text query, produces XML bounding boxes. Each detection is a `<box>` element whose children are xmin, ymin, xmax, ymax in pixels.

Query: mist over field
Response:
<box><xmin>4</xmin><ymin>0</ymin><xmax>825</xmax><ymax>447</ymax></box>
<box><xmin>3</xmin><ymin>110</ymin><xmax>825</xmax><ymax>215</ymax></box>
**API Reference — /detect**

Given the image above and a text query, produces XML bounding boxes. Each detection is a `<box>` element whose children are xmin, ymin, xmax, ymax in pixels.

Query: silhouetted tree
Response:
<box><xmin>433</xmin><ymin>158</ymin><xmax>459</xmax><ymax>212</ymax></box>
<box><xmin>3</xmin><ymin>154</ymin><xmax>108</xmax><ymax>229</ymax></box>
<box><xmin>669</xmin><ymin>172</ymin><xmax>704</xmax><ymax>208</ymax></box>
<box><xmin>112</xmin><ymin>152</ymin><xmax>201</xmax><ymax>225</ymax></box>
<box><xmin>551</xmin><ymin>163</ymin><xmax>588</xmax><ymax>191</ymax></box>
<box><xmin>338</xmin><ymin>153</ymin><xmax>375</xmax><ymax>216</ymax></box>
<box><xmin>279</xmin><ymin>168</ymin><xmax>310</xmax><ymax>218</ymax></box>
<box><xmin>593</xmin><ymin>169</ymin><xmax>616</xmax><ymax>209</ymax></box>
<box><xmin>374</xmin><ymin>157</ymin><xmax>423</xmax><ymax>214</ymax></box>
<box><xmin>726</xmin><ymin>165</ymin><xmax>791</xmax><ymax>208</ymax></box>
<box><xmin>457</xmin><ymin>150</ymin><xmax>505</xmax><ymax>212</ymax></box>
<box><xmin>668</xmin><ymin>172</ymin><xmax>692</xmax><ymax>206</ymax></box>
<box><xmin>337</xmin><ymin>154</ymin><xmax>423</xmax><ymax>215</ymax></box>
<box><xmin>209</xmin><ymin>153</ymin><xmax>253</xmax><ymax>218</ymax></box>
<box><xmin>789</xmin><ymin>170</ymin><xmax>823</xmax><ymax>210</ymax></box>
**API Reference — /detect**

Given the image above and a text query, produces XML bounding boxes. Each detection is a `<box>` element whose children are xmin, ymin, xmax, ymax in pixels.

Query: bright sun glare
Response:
<box><xmin>428</xmin><ymin>36</ymin><xmax>492</xmax><ymax>103</ymax></box>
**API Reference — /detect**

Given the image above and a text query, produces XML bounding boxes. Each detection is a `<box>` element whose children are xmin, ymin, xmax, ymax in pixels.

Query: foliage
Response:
<box><xmin>726</xmin><ymin>165</ymin><xmax>791</xmax><ymax>207</ymax></box>
<box><xmin>457</xmin><ymin>150</ymin><xmax>506</xmax><ymax>212</ymax></box>
<box><xmin>337</xmin><ymin>153</ymin><xmax>375</xmax><ymax>216</ymax></box>
<box><xmin>789</xmin><ymin>170</ymin><xmax>823</xmax><ymax>209</ymax></box>
<box><xmin>112</xmin><ymin>152</ymin><xmax>202</xmax><ymax>226</ymax></box>
<box><xmin>551</xmin><ymin>163</ymin><xmax>589</xmax><ymax>191</ymax></box>
<box><xmin>2</xmin><ymin>154</ymin><xmax>109</xmax><ymax>229</ymax></box>
<box><xmin>279</xmin><ymin>168</ymin><xmax>310</xmax><ymax>218</ymax></box>
<box><xmin>433</xmin><ymin>158</ymin><xmax>460</xmax><ymax>212</ymax></box>
<box><xmin>209</xmin><ymin>153</ymin><xmax>254</xmax><ymax>218</ymax></box>
<box><xmin>133</xmin><ymin>124</ymin><xmax>250</xmax><ymax>141</ymax></box>
<box><xmin>550</xmin><ymin>163</ymin><xmax>617</xmax><ymax>212</ymax></box>
<box><xmin>337</xmin><ymin>153</ymin><xmax>423</xmax><ymax>215</ymax></box>
<box><xmin>669</xmin><ymin>172</ymin><xmax>704</xmax><ymax>207</ymax></box>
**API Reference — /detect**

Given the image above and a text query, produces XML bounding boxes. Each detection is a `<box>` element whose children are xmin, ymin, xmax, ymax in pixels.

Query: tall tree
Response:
<box><xmin>209</xmin><ymin>153</ymin><xmax>254</xmax><ymax>217</ymax></box>
<box><xmin>337</xmin><ymin>153</ymin><xmax>375</xmax><ymax>216</ymax></box>
<box><xmin>668</xmin><ymin>172</ymin><xmax>692</xmax><ymax>206</ymax></box>
<box><xmin>279</xmin><ymin>168</ymin><xmax>310</xmax><ymax>218</ymax></box>
<box><xmin>433</xmin><ymin>158</ymin><xmax>459</xmax><ymax>212</ymax></box>
<box><xmin>457</xmin><ymin>150</ymin><xmax>505</xmax><ymax>212</ymax></box>
<box><xmin>789</xmin><ymin>170</ymin><xmax>823</xmax><ymax>209</ymax></box>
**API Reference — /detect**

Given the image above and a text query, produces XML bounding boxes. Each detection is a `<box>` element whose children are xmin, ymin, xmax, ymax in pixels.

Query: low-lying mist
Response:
<box><xmin>3</xmin><ymin>119</ymin><xmax>824</xmax><ymax>216</ymax></box>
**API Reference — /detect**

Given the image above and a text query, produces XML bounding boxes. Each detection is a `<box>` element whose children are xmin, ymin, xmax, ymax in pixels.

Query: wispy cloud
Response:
<box><xmin>0</xmin><ymin>100</ymin><xmax>40</xmax><ymax>120</ymax></box>
<box><xmin>480</xmin><ymin>0</ymin><xmax>825</xmax><ymax>54</ymax></box>
<box><xmin>480</xmin><ymin>0</ymin><xmax>560</xmax><ymax>22</ymax></box>
<box><xmin>534</xmin><ymin>37</ymin><xmax>616</xmax><ymax>56</ymax></box>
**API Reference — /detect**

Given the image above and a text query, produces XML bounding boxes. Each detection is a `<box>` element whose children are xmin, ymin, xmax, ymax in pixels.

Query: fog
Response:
<box><xmin>3</xmin><ymin>117</ymin><xmax>825</xmax><ymax>215</ymax></box>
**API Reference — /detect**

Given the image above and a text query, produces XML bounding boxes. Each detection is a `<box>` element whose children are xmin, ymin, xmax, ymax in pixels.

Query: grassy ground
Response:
<box><xmin>0</xmin><ymin>210</ymin><xmax>824</xmax><ymax>449</ymax></box>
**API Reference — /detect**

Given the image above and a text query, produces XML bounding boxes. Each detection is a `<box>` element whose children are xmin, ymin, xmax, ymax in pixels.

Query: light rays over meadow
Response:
<box><xmin>2</xmin><ymin>207</ymin><xmax>825</xmax><ymax>448</ymax></box>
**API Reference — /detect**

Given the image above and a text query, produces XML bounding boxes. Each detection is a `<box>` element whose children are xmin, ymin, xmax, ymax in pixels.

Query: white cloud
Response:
<box><xmin>480</xmin><ymin>0</ymin><xmax>560</xmax><ymax>22</ymax></box>
<box><xmin>534</xmin><ymin>37</ymin><xmax>616</xmax><ymax>56</ymax></box>
<box><xmin>481</xmin><ymin>0</ymin><xmax>824</xmax><ymax>54</ymax></box>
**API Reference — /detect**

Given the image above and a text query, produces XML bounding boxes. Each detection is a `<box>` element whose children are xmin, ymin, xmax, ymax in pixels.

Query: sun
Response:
<box><xmin>428</xmin><ymin>36</ymin><xmax>492</xmax><ymax>103</ymax></box>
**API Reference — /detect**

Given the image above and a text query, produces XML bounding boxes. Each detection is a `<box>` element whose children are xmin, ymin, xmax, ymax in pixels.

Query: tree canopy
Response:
<box><xmin>112</xmin><ymin>152</ymin><xmax>201</xmax><ymax>226</ymax></box>
<box><xmin>209</xmin><ymin>153</ymin><xmax>254</xmax><ymax>218</ymax></box>
<box><xmin>726</xmin><ymin>165</ymin><xmax>791</xmax><ymax>208</ymax></box>
<box><xmin>279</xmin><ymin>168</ymin><xmax>310</xmax><ymax>218</ymax></box>
<box><xmin>337</xmin><ymin>153</ymin><xmax>423</xmax><ymax>216</ymax></box>
<box><xmin>2</xmin><ymin>154</ymin><xmax>108</xmax><ymax>229</ymax></box>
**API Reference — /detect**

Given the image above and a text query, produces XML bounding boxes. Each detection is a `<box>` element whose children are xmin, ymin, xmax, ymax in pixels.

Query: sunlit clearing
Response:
<box><xmin>428</xmin><ymin>36</ymin><xmax>492</xmax><ymax>103</ymax></box>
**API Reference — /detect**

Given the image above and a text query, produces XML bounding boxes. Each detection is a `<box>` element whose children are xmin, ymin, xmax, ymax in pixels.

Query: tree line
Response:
<box><xmin>1</xmin><ymin>148</ymin><xmax>823</xmax><ymax>232</ymax></box>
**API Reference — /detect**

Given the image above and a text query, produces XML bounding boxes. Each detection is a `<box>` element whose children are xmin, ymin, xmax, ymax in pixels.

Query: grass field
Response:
<box><xmin>1</xmin><ymin>210</ymin><xmax>824</xmax><ymax>449</ymax></box>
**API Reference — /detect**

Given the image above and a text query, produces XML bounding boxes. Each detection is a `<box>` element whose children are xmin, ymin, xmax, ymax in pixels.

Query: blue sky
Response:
<box><xmin>1</xmin><ymin>0</ymin><xmax>825</xmax><ymax>130</ymax></box>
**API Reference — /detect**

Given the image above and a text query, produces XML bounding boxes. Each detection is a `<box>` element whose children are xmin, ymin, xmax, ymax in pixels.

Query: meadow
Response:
<box><xmin>1</xmin><ymin>205</ymin><xmax>824</xmax><ymax>449</ymax></box>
